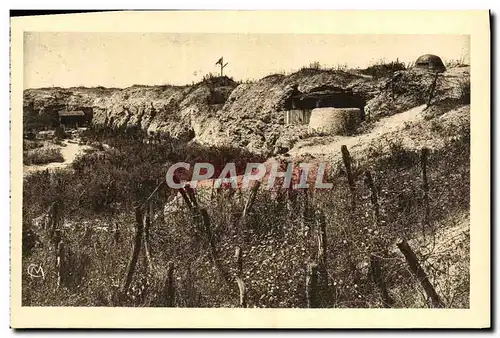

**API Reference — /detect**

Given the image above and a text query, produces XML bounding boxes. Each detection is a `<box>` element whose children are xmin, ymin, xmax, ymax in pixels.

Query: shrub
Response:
<box><xmin>23</xmin><ymin>140</ymin><xmax>43</xmax><ymax>151</ymax></box>
<box><xmin>360</xmin><ymin>59</ymin><xmax>406</xmax><ymax>79</ymax></box>
<box><xmin>201</xmin><ymin>73</ymin><xmax>236</xmax><ymax>87</ymax></box>
<box><xmin>308</xmin><ymin>61</ymin><xmax>321</xmax><ymax>70</ymax></box>
<box><xmin>458</xmin><ymin>77</ymin><xmax>470</xmax><ymax>104</ymax></box>
<box><xmin>23</xmin><ymin>127</ymin><xmax>268</xmax><ymax>218</ymax></box>
<box><xmin>23</xmin><ymin>147</ymin><xmax>64</xmax><ymax>165</ymax></box>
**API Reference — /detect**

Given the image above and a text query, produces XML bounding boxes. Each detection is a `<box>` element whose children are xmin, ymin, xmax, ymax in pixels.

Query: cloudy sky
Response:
<box><xmin>24</xmin><ymin>33</ymin><xmax>469</xmax><ymax>89</ymax></box>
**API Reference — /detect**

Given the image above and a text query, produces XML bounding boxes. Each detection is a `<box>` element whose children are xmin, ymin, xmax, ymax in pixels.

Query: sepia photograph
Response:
<box><xmin>10</xmin><ymin>10</ymin><xmax>490</xmax><ymax>328</ymax></box>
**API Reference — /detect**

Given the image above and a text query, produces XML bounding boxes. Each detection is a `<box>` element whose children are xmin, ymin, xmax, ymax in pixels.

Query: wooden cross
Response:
<box><xmin>215</xmin><ymin>56</ymin><xmax>229</xmax><ymax>77</ymax></box>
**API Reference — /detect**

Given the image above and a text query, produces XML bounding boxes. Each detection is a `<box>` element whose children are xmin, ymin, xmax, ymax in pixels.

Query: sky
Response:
<box><xmin>24</xmin><ymin>33</ymin><xmax>470</xmax><ymax>89</ymax></box>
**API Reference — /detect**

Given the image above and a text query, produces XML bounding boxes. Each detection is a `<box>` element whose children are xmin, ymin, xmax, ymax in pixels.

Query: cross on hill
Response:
<box><xmin>215</xmin><ymin>57</ymin><xmax>229</xmax><ymax>76</ymax></box>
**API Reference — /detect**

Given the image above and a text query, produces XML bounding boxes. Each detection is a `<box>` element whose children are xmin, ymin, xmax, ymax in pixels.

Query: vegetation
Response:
<box><xmin>22</xmin><ymin>120</ymin><xmax>470</xmax><ymax>308</ymax></box>
<box><xmin>200</xmin><ymin>73</ymin><xmax>236</xmax><ymax>87</ymax></box>
<box><xmin>360</xmin><ymin>59</ymin><xmax>406</xmax><ymax>79</ymax></box>
<box><xmin>458</xmin><ymin>77</ymin><xmax>471</xmax><ymax>104</ymax></box>
<box><xmin>299</xmin><ymin>61</ymin><xmax>349</xmax><ymax>73</ymax></box>
<box><xmin>23</xmin><ymin>127</ymin><xmax>268</xmax><ymax>219</ymax></box>
<box><xmin>21</xmin><ymin>61</ymin><xmax>471</xmax><ymax>309</ymax></box>
<box><xmin>445</xmin><ymin>59</ymin><xmax>469</xmax><ymax>68</ymax></box>
<box><xmin>23</xmin><ymin>140</ymin><xmax>44</xmax><ymax>151</ymax></box>
<box><xmin>23</xmin><ymin>111</ymin><xmax>58</xmax><ymax>132</ymax></box>
<box><xmin>23</xmin><ymin>147</ymin><xmax>64</xmax><ymax>166</ymax></box>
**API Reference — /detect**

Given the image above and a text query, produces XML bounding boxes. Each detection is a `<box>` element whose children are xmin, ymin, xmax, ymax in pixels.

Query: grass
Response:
<box><xmin>298</xmin><ymin>61</ymin><xmax>350</xmax><ymax>73</ymax></box>
<box><xmin>444</xmin><ymin>59</ymin><xmax>469</xmax><ymax>68</ymax></box>
<box><xmin>23</xmin><ymin>140</ymin><xmax>44</xmax><ymax>151</ymax></box>
<box><xmin>23</xmin><ymin>147</ymin><xmax>64</xmax><ymax>166</ymax></box>
<box><xmin>23</xmin><ymin>127</ymin><xmax>268</xmax><ymax>219</ymax></box>
<box><xmin>359</xmin><ymin>59</ymin><xmax>406</xmax><ymax>79</ymax></box>
<box><xmin>22</xmin><ymin>120</ymin><xmax>470</xmax><ymax>308</ymax></box>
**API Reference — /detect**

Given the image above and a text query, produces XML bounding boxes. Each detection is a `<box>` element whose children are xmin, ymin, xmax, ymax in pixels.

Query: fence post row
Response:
<box><xmin>112</xmin><ymin>142</ymin><xmax>447</xmax><ymax>308</ymax></box>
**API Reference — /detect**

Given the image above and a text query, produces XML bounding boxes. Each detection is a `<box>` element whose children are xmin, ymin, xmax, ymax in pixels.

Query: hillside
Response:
<box><xmin>23</xmin><ymin>66</ymin><xmax>469</xmax><ymax>155</ymax></box>
<box><xmin>24</xmin><ymin>69</ymin><xmax>373</xmax><ymax>153</ymax></box>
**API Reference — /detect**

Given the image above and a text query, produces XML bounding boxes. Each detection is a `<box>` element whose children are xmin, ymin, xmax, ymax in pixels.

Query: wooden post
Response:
<box><xmin>315</xmin><ymin>209</ymin><xmax>330</xmax><ymax>302</ymax></box>
<box><xmin>370</xmin><ymin>254</ymin><xmax>394</xmax><ymax>307</ymax></box>
<box><xmin>301</xmin><ymin>188</ymin><xmax>310</xmax><ymax>236</ymax></box>
<box><xmin>200</xmin><ymin>207</ymin><xmax>232</xmax><ymax>287</ymax></box>
<box><xmin>112</xmin><ymin>222</ymin><xmax>120</xmax><ymax>244</ymax></box>
<box><xmin>365</xmin><ymin>170</ymin><xmax>394</xmax><ymax>306</ymax></box>
<box><xmin>426</xmin><ymin>72</ymin><xmax>439</xmax><ymax>107</ymax></box>
<box><xmin>421</xmin><ymin>148</ymin><xmax>430</xmax><ymax>238</ymax></box>
<box><xmin>316</xmin><ymin>210</ymin><xmax>327</xmax><ymax>273</ymax></box>
<box><xmin>235</xmin><ymin>247</ymin><xmax>243</xmax><ymax>275</ymax></box>
<box><xmin>44</xmin><ymin>202</ymin><xmax>52</xmax><ymax>232</ymax></box>
<box><xmin>120</xmin><ymin>207</ymin><xmax>144</xmax><ymax>297</ymax></box>
<box><xmin>341</xmin><ymin>145</ymin><xmax>356</xmax><ymax>209</ymax></box>
<box><xmin>183</xmin><ymin>183</ymin><xmax>232</xmax><ymax>288</ymax></box>
<box><xmin>162</xmin><ymin>261</ymin><xmax>175</xmax><ymax>307</ymax></box>
<box><xmin>286</xmin><ymin>186</ymin><xmax>297</xmax><ymax>219</ymax></box>
<box><xmin>143</xmin><ymin>202</ymin><xmax>153</xmax><ymax>272</ymax></box>
<box><xmin>49</xmin><ymin>200</ymin><xmax>61</xmax><ymax>240</ymax></box>
<box><xmin>56</xmin><ymin>239</ymin><xmax>64</xmax><ymax>288</ymax></box>
<box><xmin>306</xmin><ymin>262</ymin><xmax>319</xmax><ymax>308</ymax></box>
<box><xmin>178</xmin><ymin>188</ymin><xmax>193</xmax><ymax>210</ymax></box>
<box><xmin>83</xmin><ymin>224</ymin><xmax>92</xmax><ymax>245</ymax></box>
<box><xmin>184</xmin><ymin>184</ymin><xmax>198</xmax><ymax>208</ymax></box>
<box><xmin>52</xmin><ymin>228</ymin><xmax>62</xmax><ymax>249</ymax></box>
<box><xmin>397</xmin><ymin>240</ymin><xmax>444</xmax><ymax>308</ymax></box>
<box><xmin>184</xmin><ymin>264</ymin><xmax>197</xmax><ymax>307</ymax></box>
<box><xmin>364</xmin><ymin>171</ymin><xmax>380</xmax><ymax>227</ymax></box>
<box><xmin>242</xmin><ymin>181</ymin><xmax>261</xmax><ymax>219</ymax></box>
<box><xmin>234</xmin><ymin>246</ymin><xmax>247</xmax><ymax>307</ymax></box>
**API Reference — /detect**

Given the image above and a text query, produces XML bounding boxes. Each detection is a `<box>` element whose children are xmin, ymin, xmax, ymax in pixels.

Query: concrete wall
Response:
<box><xmin>308</xmin><ymin>107</ymin><xmax>361</xmax><ymax>135</ymax></box>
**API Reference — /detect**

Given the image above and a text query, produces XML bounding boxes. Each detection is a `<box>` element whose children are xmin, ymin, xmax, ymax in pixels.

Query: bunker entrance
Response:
<box><xmin>282</xmin><ymin>85</ymin><xmax>366</xmax><ymax>126</ymax></box>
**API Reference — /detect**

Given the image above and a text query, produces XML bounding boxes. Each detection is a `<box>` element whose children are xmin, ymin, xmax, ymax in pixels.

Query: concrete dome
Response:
<box><xmin>308</xmin><ymin>107</ymin><xmax>361</xmax><ymax>135</ymax></box>
<box><xmin>415</xmin><ymin>54</ymin><xmax>446</xmax><ymax>73</ymax></box>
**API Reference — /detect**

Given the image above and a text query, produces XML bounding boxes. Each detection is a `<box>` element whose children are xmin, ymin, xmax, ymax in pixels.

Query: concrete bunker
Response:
<box><xmin>282</xmin><ymin>84</ymin><xmax>365</xmax><ymax>134</ymax></box>
<box><xmin>58</xmin><ymin>110</ymin><xmax>91</xmax><ymax>129</ymax></box>
<box><xmin>414</xmin><ymin>54</ymin><xmax>446</xmax><ymax>73</ymax></box>
<box><xmin>308</xmin><ymin>107</ymin><xmax>361</xmax><ymax>135</ymax></box>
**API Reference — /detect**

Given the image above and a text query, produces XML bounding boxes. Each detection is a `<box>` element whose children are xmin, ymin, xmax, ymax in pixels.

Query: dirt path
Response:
<box><xmin>289</xmin><ymin>104</ymin><xmax>427</xmax><ymax>159</ymax></box>
<box><xmin>23</xmin><ymin>140</ymin><xmax>91</xmax><ymax>176</ymax></box>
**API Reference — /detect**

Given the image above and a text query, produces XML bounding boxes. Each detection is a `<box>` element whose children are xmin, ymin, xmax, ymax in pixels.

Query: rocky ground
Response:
<box><xmin>24</xmin><ymin>66</ymin><xmax>469</xmax><ymax>156</ymax></box>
